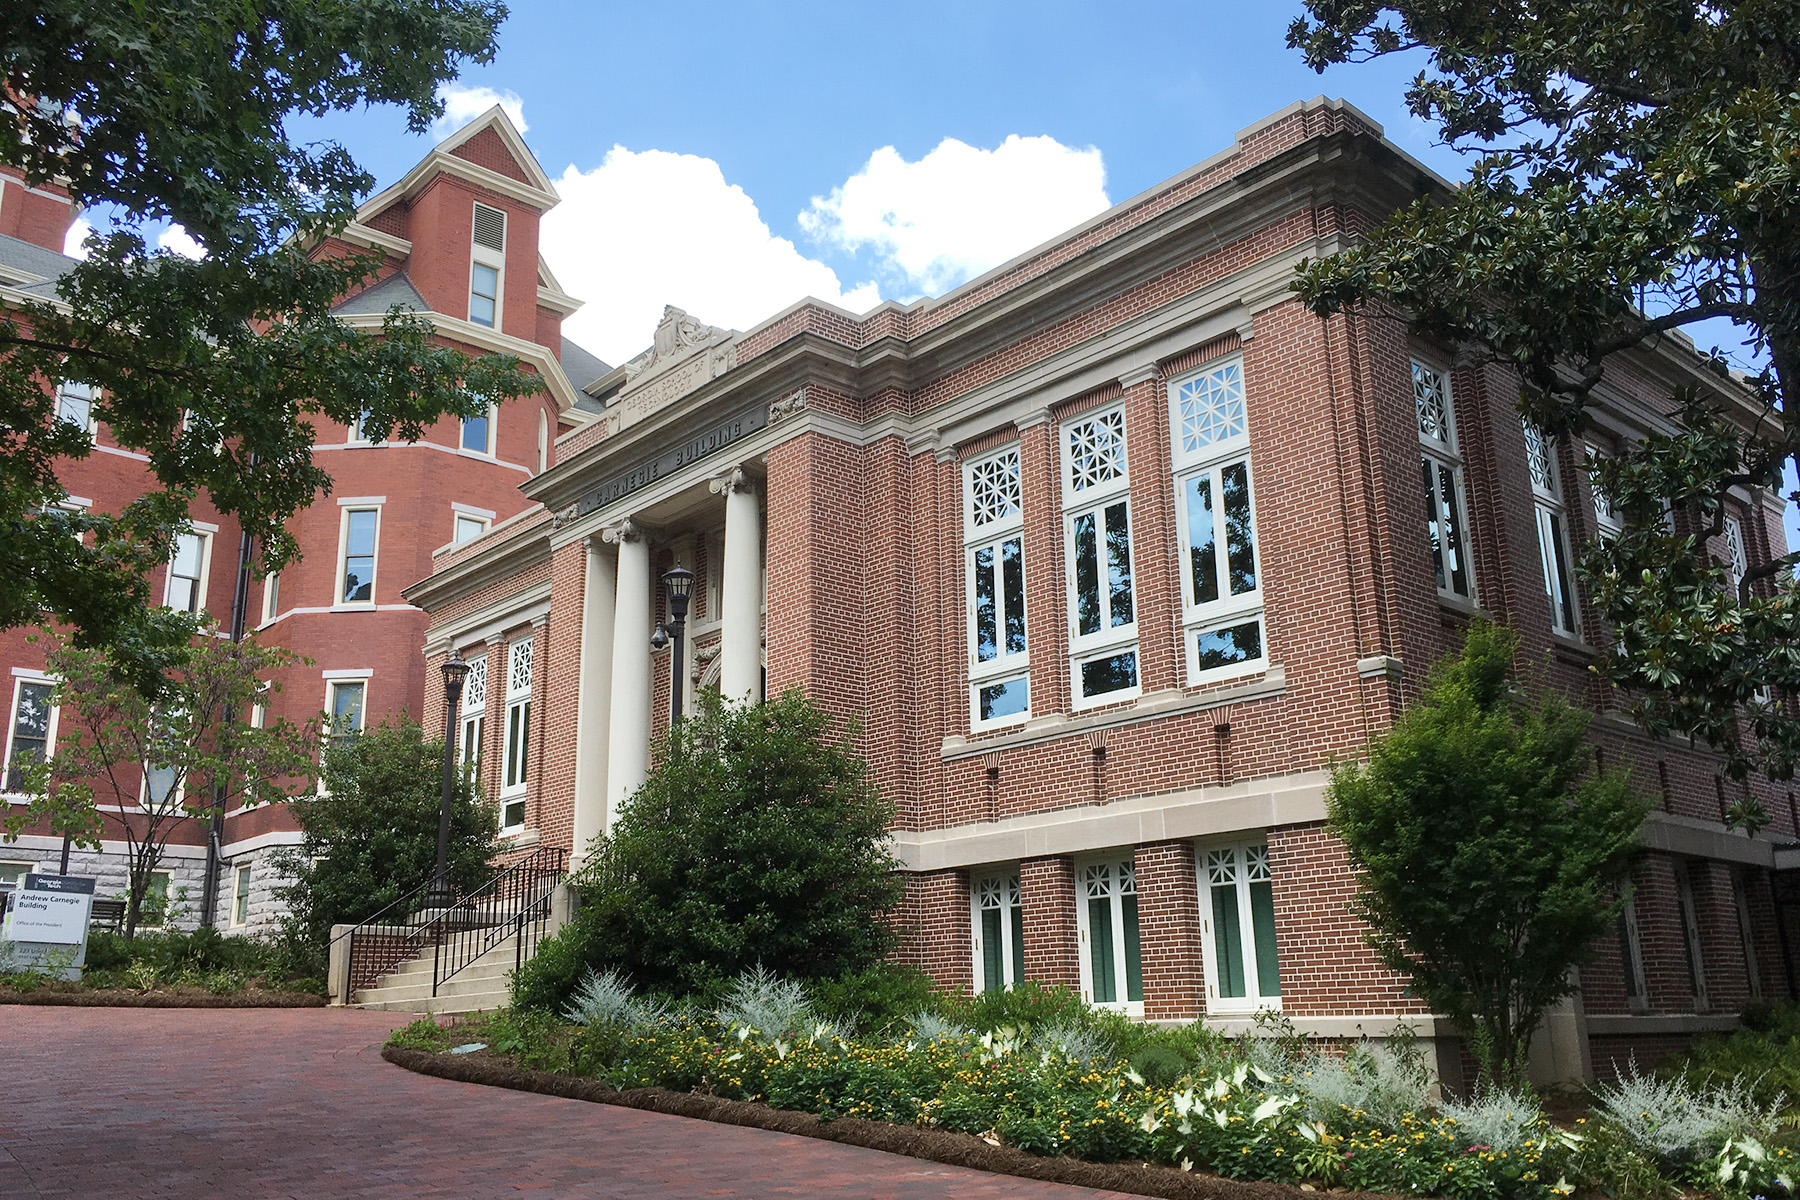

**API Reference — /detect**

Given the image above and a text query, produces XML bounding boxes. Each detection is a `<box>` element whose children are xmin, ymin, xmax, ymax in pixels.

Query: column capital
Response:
<box><xmin>599</xmin><ymin>517</ymin><xmax>644</xmax><ymax>545</ymax></box>
<box><xmin>708</xmin><ymin>465</ymin><xmax>756</xmax><ymax>497</ymax></box>
<box><xmin>583</xmin><ymin>530</ymin><xmax>612</xmax><ymax>553</ymax></box>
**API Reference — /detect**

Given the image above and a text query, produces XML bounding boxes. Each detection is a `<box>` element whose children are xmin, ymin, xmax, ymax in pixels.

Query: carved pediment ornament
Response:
<box><xmin>768</xmin><ymin>387</ymin><xmax>808</xmax><ymax>423</ymax></box>
<box><xmin>551</xmin><ymin>502</ymin><xmax>580</xmax><ymax>529</ymax></box>
<box><xmin>622</xmin><ymin>305</ymin><xmax>732</xmax><ymax>382</ymax></box>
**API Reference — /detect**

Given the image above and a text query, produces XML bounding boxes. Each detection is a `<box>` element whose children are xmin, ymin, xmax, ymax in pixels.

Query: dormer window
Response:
<box><xmin>469</xmin><ymin>203</ymin><xmax>506</xmax><ymax>328</ymax></box>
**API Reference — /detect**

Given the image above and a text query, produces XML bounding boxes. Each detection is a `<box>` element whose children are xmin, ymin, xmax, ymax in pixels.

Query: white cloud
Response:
<box><xmin>433</xmin><ymin>84</ymin><xmax>527</xmax><ymax>137</ymax></box>
<box><xmin>62</xmin><ymin>215</ymin><xmax>91</xmax><ymax>259</ymax></box>
<box><xmin>544</xmin><ymin>148</ymin><xmax>880</xmax><ymax>365</ymax></box>
<box><xmin>800</xmin><ymin>135</ymin><xmax>1109</xmax><ymax>296</ymax></box>
<box><xmin>155</xmin><ymin>224</ymin><xmax>203</xmax><ymax>259</ymax></box>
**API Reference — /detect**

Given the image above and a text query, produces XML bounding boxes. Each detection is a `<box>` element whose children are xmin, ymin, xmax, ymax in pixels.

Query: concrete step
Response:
<box><xmin>353</xmin><ymin>988</ymin><xmax>512</xmax><ymax>1015</ymax></box>
<box><xmin>351</xmin><ymin>932</ymin><xmax>539</xmax><ymax>1012</ymax></box>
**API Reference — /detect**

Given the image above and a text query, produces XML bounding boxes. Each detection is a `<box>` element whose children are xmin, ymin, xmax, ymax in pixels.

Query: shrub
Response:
<box><xmin>1282</xmin><ymin>1043</ymin><xmax>1433</xmax><ymax>1131</ymax></box>
<box><xmin>1592</xmin><ymin>1061</ymin><xmax>1787</xmax><ymax>1168</ymax></box>
<box><xmin>939</xmin><ymin>980</ymin><xmax>1089</xmax><ymax>1039</ymax></box>
<box><xmin>515</xmin><ymin>691</ymin><xmax>903</xmax><ymax>1008</ymax></box>
<box><xmin>1436</xmin><ymin>1087</ymin><xmax>1547</xmax><ymax>1155</ymax></box>
<box><xmin>717</xmin><ymin>964</ymin><xmax>833</xmax><ymax>1041</ymax></box>
<box><xmin>561</xmin><ymin>967</ymin><xmax>667</xmax><ymax>1028</ymax></box>
<box><xmin>1671</xmin><ymin>1002</ymin><xmax>1800</xmax><ymax>1114</ymax></box>
<box><xmin>806</xmin><ymin>961</ymin><xmax>939</xmax><ymax>1037</ymax></box>
<box><xmin>274</xmin><ymin>717</ymin><xmax>498</xmax><ymax>949</ymax></box>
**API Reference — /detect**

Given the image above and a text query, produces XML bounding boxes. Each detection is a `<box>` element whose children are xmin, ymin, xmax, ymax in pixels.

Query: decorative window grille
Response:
<box><xmin>501</xmin><ymin>637</ymin><xmax>532</xmax><ymax>831</ymax></box>
<box><xmin>970</xmin><ymin>871</ymin><xmax>1024</xmax><ymax>994</ymax></box>
<box><xmin>965</xmin><ymin>446</ymin><xmax>1029</xmax><ymax>728</ymax></box>
<box><xmin>1414</xmin><ymin>361</ymin><xmax>1476</xmax><ymax>600</ymax></box>
<box><xmin>459</xmin><ymin>654</ymin><xmax>487</xmax><ymax>784</ymax></box>
<box><xmin>1723</xmin><ymin>514</ymin><xmax>1748</xmax><ymax>596</ymax></box>
<box><xmin>1076</xmin><ymin>858</ymin><xmax>1142</xmax><ymax>1009</ymax></box>
<box><xmin>1199</xmin><ymin>842</ymin><xmax>1280</xmax><ymax>1011</ymax></box>
<box><xmin>1171</xmin><ymin>357</ymin><xmax>1265</xmax><ymax>682</ymax></box>
<box><xmin>1586</xmin><ymin>449</ymin><xmax>1624</xmax><ymax>536</ymax></box>
<box><xmin>1524</xmin><ymin>418</ymin><xmax>1579</xmax><ymax>637</ymax></box>
<box><xmin>1062</xmin><ymin>408</ymin><xmax>1138</xmax><ymax>706</ymax></box>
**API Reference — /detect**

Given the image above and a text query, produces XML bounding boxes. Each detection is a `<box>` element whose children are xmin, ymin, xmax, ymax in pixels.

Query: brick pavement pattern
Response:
<box><xmin>0</xmin><ymin>1007</ymin><xmax>1132</xmax><ymax>1200</ymax></box>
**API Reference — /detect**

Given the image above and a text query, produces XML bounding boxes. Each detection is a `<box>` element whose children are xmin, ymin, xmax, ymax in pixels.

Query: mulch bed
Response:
<box><xmin>0</xmin><ymin>986</ymin><xmax>326</xmax><ymax>1008</ymax></box>
<box><xmin>384</xmin><ymin>1045</ymin><xmax>1377</xmax><ymax>1199</ymax></box>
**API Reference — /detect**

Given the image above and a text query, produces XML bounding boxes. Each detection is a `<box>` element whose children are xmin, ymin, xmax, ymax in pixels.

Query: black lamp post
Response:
<box><xmin>430</xmin><ymin>649</ymin><xmax>471</xmax><ymax>908</ymax></box>
<box><xmin>660</xmin><ymin>565</ymin><xmax>695</xmax><ymax>727</ymax></box>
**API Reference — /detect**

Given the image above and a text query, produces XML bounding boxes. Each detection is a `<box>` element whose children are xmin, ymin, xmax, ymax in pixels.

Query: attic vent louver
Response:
<box><xmin>472</xmin><ymin>203</ymin><xmax>506</xmax><ymax>253</ymax></box>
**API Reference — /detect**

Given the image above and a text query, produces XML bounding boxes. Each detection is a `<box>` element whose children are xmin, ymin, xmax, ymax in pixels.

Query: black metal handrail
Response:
<box><xmin>340</xmin><ymin>847</ymin><xmax>567</xmax><ymax>1002</ymax></box>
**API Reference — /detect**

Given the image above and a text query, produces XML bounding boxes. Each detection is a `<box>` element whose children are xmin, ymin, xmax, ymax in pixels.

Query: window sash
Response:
<box><xmin>1422</xmin><ymin>456</ymin><xmax>1474</xmax><ymax>599</ymax></box>
<box><xmin>1733</xmin><ymin>871</ymin><xmax>1763</xmax><ymax>1001</ymax></box>
<box><xmin>1673</xmin><ymin>863</ymin><xmax>1709</xmax><ymax>1011</ymax></box>
<box><xmin>454</xmin><ymin>515</ymin><xmax>487</xmax><ymax>545</ymax></box>
<box><xmin>262</xmin><ymin>572</ymin><xmax>280</xmax><ymax>623</ymax></box>
<box><xmin>968</xmin><ymin>535</ymin><xmax>1027</xmax><ymax>670</ymax></box>
<box><xmin>167</xmin><ymin>532</ymin><xmax>206</xmax><ymax>612</ymax></box>
<box><xmin>1067</xmin><ymin>500</ymin><xmax>1135</xmax><ymax>643</ymax></box>
<box><xmin>232</xmin><ymin>865</ymin><xmax>251</xmax><ymax>926</ymax></box>
<box><xmin>1535</xmin><ymin>504</ymin><xmax>1580</xmax><ymax>636</ymax></box>
<box><xmin>1200</xmin><ymin>843</ymin><xmax>1281</xmax><ymax>1010</ymax></box>
<box><xmin>327</xmin><ymin>682</ymin><xmax>366</xmax><ymax>750</ymax></box>
<box><xmin>502</xmin><ymin>697</ymin><xmax>529</xmax><ymax>804</ymax></box>
<box><xmin>461</xmin><ymin>407</ymin><xmax>493</xmax><ymax>454</ymax></box>
<box><xmin>340</xmin><ymin>510</ymin><xmax>378</xmax><ymax>603</ymax></box>
<box><xmin>56</xmin><ymin>381</ymin><xmax>93</xmax><ymax>429</ymax></box>
<box><xmin>4</xmin><ymin>680</ymin><xmax>54</xmax><ymax>793</ymax></box>
<box><xmin>469</xmin><ymin>262</ymin><xmax>499</xmax><ymax>327</ymax></box>
<box><xmin>1619</xmin><ymin>890</ymin><xmax>1648</xmax><ymax>1008</ymax></box>
<box><xmin>971</xmin><ymin>873</ymin><xmax>1025</xmax><ymax>994</ymax></box>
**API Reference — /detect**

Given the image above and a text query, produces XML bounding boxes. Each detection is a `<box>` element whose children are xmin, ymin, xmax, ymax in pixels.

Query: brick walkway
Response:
<box><xmin>0</xmin><ymin>1006</ymin><xmax>1130</xmax><ymax>1199</ymax></box>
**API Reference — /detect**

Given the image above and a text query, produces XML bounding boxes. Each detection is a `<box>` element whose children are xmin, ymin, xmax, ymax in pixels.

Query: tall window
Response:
<box><xmin>143</xmin><ymin>710</ymin><xmax>184</xmax><ymax>810</ymax></box>
<box><xmin>1200</xmin><ymin>842</ymin><xmax>1281</xmax><ymax>1011</ymax></box>
<box><xmin>1723</xmin><ymin>513</ymin><xmax>1748</xmax><ymax>596</ymax></box>
<box><xmin>231</xmin><ymin>863</ymin><xmax>252</xmax><ymax>927</ymax></box>
<box><xmin>326</xmin><ymin>680</ymin><xmax>366</xmax><ymax>751</ymax></box>
<box><xmin>1673</xmin><ymin>860</ymin><xmax>1709</xmax><ymax>1011</ymax></box>
<box><xmin>501</xmin><ymin>637</ymin><xmax>531</xmax><ymax>832</ymax></box>
<box><xmin>1586</xmin><ymin>449</ymin><xmax>1625</xmax><ymax>538</ymax></box>
<box><xmin>964</xmin><ymin>446</ymin><xmax>1029</xmax><ymax>727</ymax></box>
<box><xmin>339</xmin><ymin>508</ymin><xmax>379</xmax><ymax>604</ymax></box>
<box><xmin>261</xmin><ymin>571</ymin><xmax>280</xmax><ymax>624</ymax></box>
<box><xmin>970</xmin><ymin>871</ymin><xmax>1024</xmax><ymax>994</ymax></box>
<box><xmin>165</xmin><ymin>530</ymin><xmax>207</xmax><ymax>613</ymax></box>
<box><xmin>1618</xmin><ymin>887</ymin><xmax>1649</xmax><ymax>1011</ymax></box>
<box><xmin>536</xmin><ymin>410</ymin><xmax>549</xmax><ymax>475</ymax></box>
<box><xmin>1077</xmin><ymin>858</ymin><xmax>1142</xmax><ymax>1010</ymax></box>
<box><xmin>459</xmin><ymin>653</ymin><xmax>487</xmax><ymax>783</ymax></box>
<box><xmin>460</xmin><ymin>402</ymin><xmax>494</xmax><ymax>455</ymax></box>
<box><xmin>1524</xmin><ymin>420</ymin><xmax>1580</xmax><ymax>637</ymax></box>
<box><xmin>1414</xmin><ymin>360</ymin><xmax>1475</xmax><ymax>601</ymax></box>
<box><xmin>56</xmin><ymin>380</ymin><xmax>93</xmax><ymax>430</ymax></box>
<box><xmin>469</xmin><ymin>202</ymin><xmax>506</xmax><ymax>328</ymax></box>
<box><xmin>1062</xmin><ymin>408</ymin><xmax>1139</xmax><ymax>706</ymax></box>
<box><xmin>1732</xmin><ymin>869</ymin><xmax>1763</xmax><ymax>1001</ymax></box>
<box><xmin>3</xmin><ymin>679</ymin><xmax>54</xmax><ymax>793</ymax></box>
<box><xmin>1170</xmin><ymin>357</ymin><xmax>1265</xmax><ymax>682</ymax></box>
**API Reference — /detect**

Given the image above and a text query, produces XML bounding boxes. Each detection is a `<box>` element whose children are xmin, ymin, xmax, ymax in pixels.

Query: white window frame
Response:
<box><xmin>324</xmin><ymin>676</ymin><xmax>369</xmax><ymax>749</ymax></box>
<box><xmin>1197</xmin><ymin>840</ymin><xmax>1282</xmax><ymax>1013</ymax></box>
<box><xmin>164</xmin><ymin>527</ymin><xmax>212</xmax><ymax>614</ymax></box>
<box><xmin>1723</xmin><ymin>512</ymin><xmax>1748</xmax><ymax>597</ymax></box>
<box><xmin>230</xmin><ymin>862</ymin><xmax>252</xmax><ymax>928</ymax></box>
<box><xmin>55</xmin><ymin>379</ymin><xmax>94</xmax><ymax>433</ymax></box>
<box><xmin>1524</xmin><ymin>419</ymin><xmax>1581</xmax><ymax>638</ymax></box>
<box><xmin>141</xmin><ymin>713</ymin><xmax>186</xmax><ymax>813</ymax></box>
<box><xmin>1673</xmin><ymin>859</ymin><xmax>1710</xmax><ymax>1012</ymax></box>
<box><xmin>453</xmin><ymin>513</ymin><xmax>489</xmax><ymax>545</ymax></box>
<box><xmin>261</xmin><ymin>570</ymin><xmax>281</xmax><ymax>625</ymax></box>
<box><xmin>336</xmin><ymin>505</ymin><xmax>381</xmax><ymax>607</ymax></box>
<box><xmin>0</xmin><ymin>859</ymin><xmax>38</xmax><ymax>890</ymax></box>
<box><xmin>469</xmin><ymin>201</ymin><xmax>506</xmax><ymax>329</ymax></box>
<box><xmin>1586</xmin><ymin>447</ymin><xmax>1625</xmax><ymax>538</ymax></box>
<box><xmin>1169</xmin><ymin>356</ymin><xmax>1267</xmax><ymax>684</ymax></box>
<box><xmin>536</xmin><ymin>409</ymin><xmax>549</xmax><ymax>475</ymax></box>
<box><xmin>969</xmin><ymin>869</ymin><xmax>1024</xmax><ymax>995</ymax></box>
<box><xmin>1061</xmin><ymin>406</ymin><xmax>1140</xmax><ymax>708</ymax></box>
<box><xmin>458</xmin><ymin>651</ymin><xmax>487</xmax><ymax>785</ymax></box>
<box><xmin>964</xmin><ymin>445</ymin><xmax>1030</xmax><ymax>729</ymax></box>
<box><xmin>3</xmin><ymin>675</ymin><xmax>58</xmax><ymax>797</ymax></box>
<box><xmin>459</xmin><ymin>401</ymin><xmax>497</xmax><ymax>457</ymax></box>
<box><xmin>1074</xmin><ymin>856</ymin><xmax>1143</xmax><ymax>1015</ymax></box>
<box><xmin>500</xmin><ymin>636</ymin><xmax>532</xmax><ymax>834</ymax></box>
<box><xmin>1414</xmin><ymin>359</ymin><xmax>1477</xmax><ymax>602</ymax></box>
<box><xmin>140</xmin><ymin>868</ymin><xmax>175</xmax><ymax>929</ymax></box>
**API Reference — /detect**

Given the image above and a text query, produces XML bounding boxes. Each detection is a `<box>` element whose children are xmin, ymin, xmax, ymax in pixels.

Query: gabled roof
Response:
<box><xmin>355</xmin><ymin>107</ymin><xmax>560</xmax><ymax>226</ymax></box>
<box><xmin>330</xmin><ymin>270</ymin><xmax>430</xmax><ymax>317</ymax></box>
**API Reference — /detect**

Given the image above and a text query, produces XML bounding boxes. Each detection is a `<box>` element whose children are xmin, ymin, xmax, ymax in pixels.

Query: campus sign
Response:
<box><xmin>3</xmin><ymin>873</ymin><xmax>95</xmax><ymax>980</ymax></box>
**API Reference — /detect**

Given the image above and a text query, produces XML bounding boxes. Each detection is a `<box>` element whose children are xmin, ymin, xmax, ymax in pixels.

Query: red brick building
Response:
<box><xmin>406</xmin><ymin>98</ymin><xmax>1797</xmax><ymax>1081</ymax></box>
<box><xmin>0</xmin><ymin>109</ymin><xmax>610</xmax><ymax>933</ymax></box>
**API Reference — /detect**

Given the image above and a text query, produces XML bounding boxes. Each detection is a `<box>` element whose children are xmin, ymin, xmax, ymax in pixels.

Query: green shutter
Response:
<box><xmin>1123</xmin><ymin>894</ymin><xmax>1142</xmax><ymax>1002</ymax></box>
<box><xmin>1249</xmin><ymin>878</ymin><xmax>1280</xmax><ymax>997</ymax></box>
<box><xmin>982</xmin><ymin>907</ymin><xmax>1003</xmax><ymax>994</ymax></box>
<box><xmin>1088</xmin><ymin>897</ymin><xmax>1116</xmax><ymax>1002</ymax></box>
<box><xmin>1212</xmin><ymin>883</ymin><xmax>1245</xmax><ymax>998</ymax></box>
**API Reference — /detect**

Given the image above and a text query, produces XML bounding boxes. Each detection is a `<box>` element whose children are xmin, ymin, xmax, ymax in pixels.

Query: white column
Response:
<box><xmin>711</xmin><ymin>466</ymin><xmax>762</xmax><ymax>704</ymax></box>
<box><xmin>570</xmin><ymin>534</ymin><xmax>615</xmax><ymax>857</ymax></box>
<box><xmin>603</xmin><ymin>519</ymin><xmax>651</xmax><ymax>822</ymax></box>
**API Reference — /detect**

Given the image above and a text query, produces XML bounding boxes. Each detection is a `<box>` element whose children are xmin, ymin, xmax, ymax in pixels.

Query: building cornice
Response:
<box><xmin>401</xmin><ymin>512</ymin><xmax>553</xmax><ymax>611</ymax></box>
<box><xmin>333</xmin><ymin>309</ymin><xmax>580</xmax><ymax>414</ymax></box>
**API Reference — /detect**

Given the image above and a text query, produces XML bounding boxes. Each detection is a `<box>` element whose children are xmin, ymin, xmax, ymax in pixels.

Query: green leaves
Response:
<box><xmin>2</xmin><ymin>2</ymin><xmax>537</xmax><ymax>691</ymax></box>
<box><xmin>1326</xmin><ymin>622</ymin><xmax>1651</xmax><ymax>1088</ymax></box>
<box><xmin>1290</xmin><ymin>0</ymin><xmax>1800</xmax><ymax>783</ymax></box>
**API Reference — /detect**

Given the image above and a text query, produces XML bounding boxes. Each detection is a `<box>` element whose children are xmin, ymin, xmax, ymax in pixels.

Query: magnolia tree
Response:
<box><xmin>1326</xmin><ymin>623</ymin><xmax>1652</xmax><ymax>1087</ymax></box>
<box><xmin>1289</xmin><ymin>0</ymin><xmax>1800</xmax><ymax>810</ymax></box>
<box><xmin>5</xmin><ymin>624</ymin><xmax>316</xmax><ymax>937</ymax></box>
